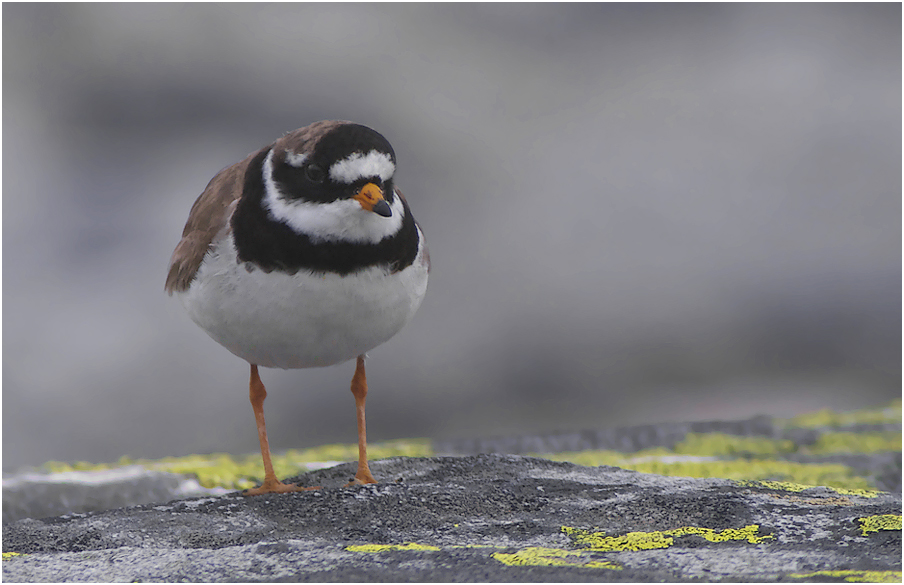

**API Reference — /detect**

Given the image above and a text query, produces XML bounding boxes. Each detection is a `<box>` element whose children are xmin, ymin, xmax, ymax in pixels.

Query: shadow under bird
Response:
<box><xmin>165</xmin><ymin>121</ymin><xmax>430</xmax><ymax>494</ymax></box>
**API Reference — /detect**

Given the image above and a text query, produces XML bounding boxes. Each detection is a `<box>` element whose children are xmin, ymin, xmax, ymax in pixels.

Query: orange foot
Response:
<box><xmin>242</xmin><ymin>478</ymin><xmax>320</xmax><ymax>496</ymax></box>
<box><xmin>344</xmin><ymin>470</ymin><xmax>378</xmax><ymax>487</ymax></box>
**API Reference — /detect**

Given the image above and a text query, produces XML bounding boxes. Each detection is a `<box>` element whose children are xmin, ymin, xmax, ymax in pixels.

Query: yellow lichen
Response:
<box><xmin>736</xmin><ymin>479</ymin><xmax>820</xmax><ymax>493</ymax></box>
<box><xmin>539</xmin><ymin>448</ymin><xmax>669</xmax><ymax>469</ymax></box>
<box><xmin>671</xmin><ymin>428</ymin><xmax>902</xmax><ymax>457</ymax></box>
<box><xmin>544</xmin><ymin>448</ymin><xmax>876</xmax><ymax>492</ymax></box>
<box><xmin>828</xmin><ymin>487</ymin><xmax>884</xmax><ymax>498</ymax></box>
<box><xmin>2</xmin><ymin>552</ymin><xmax>23</xmax><ymax>560</ymax></box>
<box><xmin>535</xmin><ymin>403</ymin><xmax>900</xmax><ymax>492</ymax></box>
<box><xmin>346</xmin><ymin>526</ymin><xmax>771</xmax><ymax>570</ymax></box>
<box><xmin>674</xmin><ymin>433</ymin><xmax>796</xmax><ymax>456</ymax></box>
<box><xmin>857</xmin><ymin>514</ymin><xmax>902</xmax><ymax>537</ymax></box>
<box><xmin>346</xmin><ymin>542</ymin><xmax>441</xmax><ymax>553</ymax></box>
<box><xmin>562</xmin><ymin>527</ymin><xmax>673</xmax><ymax>551</ymax></box>
<box><xmin>42</xmin><ymin>439</ymin><xmax>434</xmax><ymax>490</ymax></box>
<box><xmin>738</xmin><ymin>480</ymin><xmax>881</xmax><ymax>498</ymax></box>
<box><xmin>808</xmin><ymin>431</ymin><xmax>901</xmax><ymax>455</ymax></box>
<box><xmin>491</xmin><ymin>547</ymin><xmax>621</xmax><ymax>570</ymax></box>
<box><xmin>561</xmin><ymin>524</ymin><xmax>772</xmax><ymax>551</ymax></box>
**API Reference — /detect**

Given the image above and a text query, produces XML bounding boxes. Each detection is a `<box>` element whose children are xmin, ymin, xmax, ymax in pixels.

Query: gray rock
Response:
<box><xmin>2</xmin><ymin>466</ymin><xmax>224</xmax><ymax>525</ymax></box>
<box><xmin>3</xmin><ymin>455</ymin><xmax>901</xmax><ymax>582</ymax></box>
<box><xmin>6</xmin><ymin>409</ymin><xmax>899</xmax><ymax>526</ymax></box>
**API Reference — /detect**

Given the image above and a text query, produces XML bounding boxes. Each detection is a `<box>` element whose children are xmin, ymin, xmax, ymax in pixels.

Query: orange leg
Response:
<box><xmin>243</xmin><ymin>364</ymin><xmax>318</xmax><ymax>496</ymax></box>
<box><xmin>347</xmin><ymin>355</ymin><xmax>378</xmax><ymax>486</ymax></box>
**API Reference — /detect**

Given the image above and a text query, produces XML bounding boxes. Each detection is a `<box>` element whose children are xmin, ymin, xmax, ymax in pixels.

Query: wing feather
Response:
<box><xmin>164</xmin><ymin>149</ymin><xmax>262</xmax><ymax>294</ymax></box>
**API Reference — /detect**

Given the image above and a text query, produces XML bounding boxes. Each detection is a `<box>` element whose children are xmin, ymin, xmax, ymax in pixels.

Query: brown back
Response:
<box><xmin>164</xmin><ymin>151</ymin><xmax>258</xmax><ymax>294</ymax></box>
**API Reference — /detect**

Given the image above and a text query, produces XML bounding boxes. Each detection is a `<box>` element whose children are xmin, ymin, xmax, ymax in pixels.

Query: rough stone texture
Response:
<box><xmin>5</xmin><ymin>405</ymin><xmax>900</xmax><ymax>526</ymax></box>
<box><xmin>3</xmin><ymin>455</ymin><xmax>901</xmax><ymax>582</ymax></box>
<box><xmin>2</xmin><ymin>466</ymin><xmax>223</xmax><ymax>525</ymax></box>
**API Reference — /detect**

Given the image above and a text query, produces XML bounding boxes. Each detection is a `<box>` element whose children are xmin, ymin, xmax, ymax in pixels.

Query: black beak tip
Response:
<box><xmin>373</xmin><ymin>200</ymin><xmax>392</xmax><ymax>217</ymax></box>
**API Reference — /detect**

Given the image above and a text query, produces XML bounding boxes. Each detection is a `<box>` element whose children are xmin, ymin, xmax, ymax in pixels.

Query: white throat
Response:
<box><xmin>261</xmin><ymin>149</ymin><xmax>404</xmax><ymax>244</ymax></box>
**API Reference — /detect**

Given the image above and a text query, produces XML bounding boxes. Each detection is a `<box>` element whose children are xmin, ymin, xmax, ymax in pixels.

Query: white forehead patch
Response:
<box><xmin>284</xmin><ymin>150</ymin><xmax>308</xmax><ymax>168</ymax></box>
<box><xmin>329</xmin><ymin>150</ymin><xmax>395</xmax><ymax>184</ymax></box>
<box><xmin>262</xmin><ymin>149</ymin><xmax>404</xmax><ymax>244</ymax></box>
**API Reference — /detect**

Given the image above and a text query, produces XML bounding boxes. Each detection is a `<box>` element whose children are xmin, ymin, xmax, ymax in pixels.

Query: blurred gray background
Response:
<box><xmin>3</xmin><ymin>4</ymin><xmax>900</xmax><ymax>472</ymax></box>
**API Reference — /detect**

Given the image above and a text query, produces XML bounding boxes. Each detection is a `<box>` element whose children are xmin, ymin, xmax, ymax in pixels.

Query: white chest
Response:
<box><xmin>178</xmin><ymin>230</ymin><xmax>429</xmax><ymax>369</ymax></box>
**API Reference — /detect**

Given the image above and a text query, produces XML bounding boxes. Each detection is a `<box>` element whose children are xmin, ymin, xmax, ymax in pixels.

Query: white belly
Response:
<box><xmin>178</xmin><ymin>231</ymin><xmax>429</xmax><ymax>369</ymax></box>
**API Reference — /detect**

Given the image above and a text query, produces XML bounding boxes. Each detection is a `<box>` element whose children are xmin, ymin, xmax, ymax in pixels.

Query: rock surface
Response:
<box><xmin>3</xmin><ymin>455</ymin><xmax>901</xmax><ymax>582</ymax></box>
<box><xmin>5</xmin><ymin>403</ymin><xmax>900</xmax><ymax>526</ymax></box>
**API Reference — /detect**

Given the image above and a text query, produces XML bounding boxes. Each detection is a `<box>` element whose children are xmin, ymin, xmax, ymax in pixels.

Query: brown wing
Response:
<box><xmin>164</xmin><ymin>149</ymin><xmax>262</xmax><ymax>294</ymax></box>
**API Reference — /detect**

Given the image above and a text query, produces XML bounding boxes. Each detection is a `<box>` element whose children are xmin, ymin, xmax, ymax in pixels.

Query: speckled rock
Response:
<box><xmin>2</xmin><ymin>455</ymin><xmax>901</xmax><ymax>582</ymax></box>
<box><xmin>5</xmin><ymin>402</ymin><xmax>899</xmax><ymax>527</ymax></box>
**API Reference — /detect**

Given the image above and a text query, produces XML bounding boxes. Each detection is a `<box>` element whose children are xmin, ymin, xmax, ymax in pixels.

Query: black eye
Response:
<box><xmin>305</xmin><ymin>164</ymin><xmax>325</xmax><ymax>183</ymax></box>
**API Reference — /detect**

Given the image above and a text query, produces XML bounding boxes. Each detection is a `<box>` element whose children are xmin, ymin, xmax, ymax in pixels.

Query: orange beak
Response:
<box><xmin>353</xmin><ymin>183</ymin><xmax>392</xmax><ymax>217</ymax></box>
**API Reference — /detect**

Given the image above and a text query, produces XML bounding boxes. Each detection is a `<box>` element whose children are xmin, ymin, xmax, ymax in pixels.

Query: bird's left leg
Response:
<box><xmin>346</xmin><ymin>355</ymin><xmax>378</xmax><ymax>486</ymax></box>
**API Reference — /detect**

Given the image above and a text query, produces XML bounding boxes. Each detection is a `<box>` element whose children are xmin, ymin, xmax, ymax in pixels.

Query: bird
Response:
<box><xmin>165</xmin><ymin>121</ymin><xmax>429</xmax><ymax>495</ymax></box>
